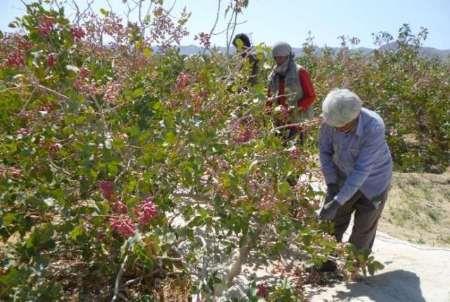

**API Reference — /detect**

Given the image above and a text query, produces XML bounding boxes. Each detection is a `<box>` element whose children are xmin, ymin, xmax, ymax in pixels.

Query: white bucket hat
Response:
<box><xmin>322</xmin><ymin>88</ymin><xmax>362</xmax><ymax>127</ymax></box>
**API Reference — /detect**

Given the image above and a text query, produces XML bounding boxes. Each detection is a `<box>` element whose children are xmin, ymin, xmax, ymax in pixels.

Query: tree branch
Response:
<box><xmin>112</xmin><ymin>251</ymin><xmax>129</xmax><ymax>302</ymax></box>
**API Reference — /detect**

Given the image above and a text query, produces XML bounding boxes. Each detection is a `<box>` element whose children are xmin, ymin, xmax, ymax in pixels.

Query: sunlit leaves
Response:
<box><xmin>2</xmin><ymin>0</ymin><xmax>447</xmax><ymax>299</ymax></box>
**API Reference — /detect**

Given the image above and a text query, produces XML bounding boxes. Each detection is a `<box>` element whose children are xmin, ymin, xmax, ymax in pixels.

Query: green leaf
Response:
<box><xmin>368</xmin><ymin>260</ymin><xmax>385</xmax><ymax>275</ymax></box>
<box><xmin>132</xmin><ymin>87</ymin><xmax>145</xmax><ymax>98</ymax></box>
<box><xmin>278</xmin><ymin>181</ymin><xmax>290</xmax><ymax>196</ymax></box>
<box><xmin>0</xmin><ymin>268</ymin><xmax>28</xmax><ymax>292</ymax></box>
<box><xmin>126</xmin><ymin>179</ymin><xmax>138</xmax><ymax>192</ymax></box>
<box><xmin>25</xmin><ymin>223</ymin><xmax>54</xmax><ymax>251</ymax></box>
<box><xmin>165</xmin><ymin>131</ymin><xmax>176</xmax><ymax>145</ymax></box>
<box><xmin>107</xmin><ymin>161</ymin><xmax>119</xmax><ymax>176</ymax></box>
<box><xmin>70</xmin><ymin>225</ymin><xmax>84</xmax><ymax>241</ymax></box>
<box><xmin>2</xmin><ymin>213</ymin><xmax>16</xmax><ymax>226</ymax></box>
<box><xmin>143</xmin><ymin>47</ymin><xmax>153</xmax><ymax>58</ymax></box>
<box><xmin>100</xmin><ymin>8</ymin><xmax>109</xmax><ymax>16</ymax></box>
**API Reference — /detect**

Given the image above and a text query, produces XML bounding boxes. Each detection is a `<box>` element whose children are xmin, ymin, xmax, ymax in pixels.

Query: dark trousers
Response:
<box><xmin>333</xmin><ymin>189</ymin><xmax>389</xmax><ymax>252</ymax></box>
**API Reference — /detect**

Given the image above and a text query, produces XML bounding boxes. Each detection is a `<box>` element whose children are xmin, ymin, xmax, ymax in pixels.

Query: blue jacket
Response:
<box><xmin>319</xmin><ymin>108</ymin><xmax>393</xmax><ymax>204</ymax></box>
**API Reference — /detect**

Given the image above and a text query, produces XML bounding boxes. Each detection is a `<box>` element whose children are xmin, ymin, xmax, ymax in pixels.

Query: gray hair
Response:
<box><xmin>322</xmin><ymin>88</ymin><xmax>362</xmax><ymax>127</ymax></box>
<box><xmin>272</xmin><ymin>42</ymin><xmax>292</xmax><ymax>57</ymax></box>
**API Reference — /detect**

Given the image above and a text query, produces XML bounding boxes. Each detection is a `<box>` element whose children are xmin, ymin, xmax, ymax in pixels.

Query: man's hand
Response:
<box><xmin>325</xmin><ymin>183</ymin><xmax>339</xmax><ymax>203</ymax></box>
<box><xmin>318</xmin><ymin>199</ymin><xmax>341</xmax><ymax>220</ymax></box>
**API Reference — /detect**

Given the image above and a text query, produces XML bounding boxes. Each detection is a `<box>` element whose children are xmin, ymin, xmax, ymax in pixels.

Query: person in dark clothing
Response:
<box><xmin>232</xmin><ymin>33</ymin><xmax>259</xmax><ymax>86</ymax></box>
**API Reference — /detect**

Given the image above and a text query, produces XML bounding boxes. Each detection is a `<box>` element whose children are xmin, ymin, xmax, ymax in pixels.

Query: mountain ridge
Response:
<box><xmin>175</xmin><ymin>44</ymin><xmax>450</xmax><ymax>59</ymax></box>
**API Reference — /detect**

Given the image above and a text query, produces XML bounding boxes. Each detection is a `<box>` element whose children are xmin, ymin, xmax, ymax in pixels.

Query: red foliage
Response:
<box><xmin>98</xmin><ymin>180</ymin><xmax>115</xmax><ymax>201</ymax></box>
<box><xmin>194</xmin><ymin>32</ymin><xmax>211</xmax><ymax>49</ymax></box>
<box><xmin>230</xmin><ymin>117</ymin><xmax>258</xmax><ymax>144</ymax></box>
<box><xmin>6</xmin><ymin>51</ymin><xmax>25</xmax><ymax>67</ymax></box>
<box><xmin>49</xmin><ymin>142</ymin><xmax>62</xmax><ymax>153</ymax></box>
<box><xmin>103</xmin><ymin>81</ymin><xmax>122</xmax><ymax>103</ymax></box>
<box><xmin>256</xmin><ymin>282</ymin><xmax>269</xmax><ymax>298</ymax></box>
<box><xmin>176</xmin><ymin>72</ymin><xmax>192</xmax><ymax>90</ymax></box>
<box><xmin>37</xmin><ymin>16</ymin><xmax>55</xmax><ymax>37</ymax></box>
<box><xmin>16</xmin><ymin>127</ymin><xmax>31</xmax><ymax>137</ymax></box>
<box><xmin>112</xmin><ymin>199</ymin><xmax>128</xmax><ymax>214</ymax></box>
<box><xmin>288</xmin><ymin>145</ymin><xmax>301</xmax><ymax>160</ymax></box>
<box><xmin>0</xmin><ymin>165</ymin><xmax>23</xmax><ymax>179</ymax></box>
<box><xmin>70</xmin><ymin>26</ymin><xmax>85</xmax><ymax>41</ymax></box>
<box><xmin>47</xmin><ymin>53</ymin><xmax>56</xmax><ymax>67</ymax></box>
<box><xmin>109</xmin><ymin>215</ymin><xmax>136</xmax><ymax>238</ymax></box>
<box><xmin>136</xmin><ymin>196</ymin><xmax>158</xmax><ymax>225</ymax></box>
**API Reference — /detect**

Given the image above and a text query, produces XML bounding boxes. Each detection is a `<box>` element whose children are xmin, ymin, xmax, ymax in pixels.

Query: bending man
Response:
<box><xmin>318</xmin><ymin>88</ymin><xmax>392</xmax><ymax>257</ymax></box>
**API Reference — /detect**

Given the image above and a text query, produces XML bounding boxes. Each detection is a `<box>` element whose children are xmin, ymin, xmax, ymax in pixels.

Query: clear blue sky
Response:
<box><xmin>1</xmin><ymin>0</ymin><xmax>449</xmax><ymax>49</ymax></box>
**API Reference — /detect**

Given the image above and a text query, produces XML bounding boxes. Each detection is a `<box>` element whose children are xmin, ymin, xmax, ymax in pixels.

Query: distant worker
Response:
<box><xmin>232</xmin><ymin>33</ymin><xmax>259</xmax><ymax>87</ymax></box>
<box><xmin>266</xmin><ymin>42</ymin><xmax>316</xmax><ymax>143</ymax></box>
<box><xmin>318</xmin><ymin>88</ymin><xmax>393</xmax><ymax>271</ymax></box>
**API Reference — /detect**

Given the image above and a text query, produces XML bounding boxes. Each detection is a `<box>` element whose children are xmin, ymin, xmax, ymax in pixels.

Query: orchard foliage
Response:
<box><xmin>0</xmin><ymin>1</ymin><xmax>448</xmax><ymax>301</ymax></box>
<box><xmin>0</xmin><ymin>2</ymin><xmax>335</xmax><ymax>300</ymax></box>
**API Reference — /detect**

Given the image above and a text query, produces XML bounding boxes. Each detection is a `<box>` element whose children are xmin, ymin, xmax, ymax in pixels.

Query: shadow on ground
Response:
<box><xmin>331</xmin><ymin>269</ymin><xmax>425</xmax><ymax>302</ymax></box>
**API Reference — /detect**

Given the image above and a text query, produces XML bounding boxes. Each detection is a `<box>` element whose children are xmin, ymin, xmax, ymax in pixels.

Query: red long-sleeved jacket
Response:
<box><xmin>266</xmin><ymin>68</ymin><xmax>316</xmax><ymax>112</ymax></box>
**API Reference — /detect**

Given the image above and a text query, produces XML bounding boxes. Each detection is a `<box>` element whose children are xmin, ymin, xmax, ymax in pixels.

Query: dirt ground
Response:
<box><xmin>307</xmin><ymin>231</ymin><xmax>450</xmax><ymax>302</ymax></box>
<box><xmin>379</xmin><ymin>168</ymin><xmax>450</xmax><ymax>247</ymax></box>
<box><xmin>307</xmin><ymin>168</ymin><xmax>450</xmax><ymax>301</ymax></box>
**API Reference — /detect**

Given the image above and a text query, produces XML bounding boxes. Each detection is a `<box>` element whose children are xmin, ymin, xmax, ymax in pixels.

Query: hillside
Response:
<box><xmin>379</xmin><ymin>169</ymin><xmax>450</xmax><ymax>247</ymax></box>
<box><xmin>177</xmin><ymin>44</ymin><xmax>450</xmax><ymax>60</ymax></box>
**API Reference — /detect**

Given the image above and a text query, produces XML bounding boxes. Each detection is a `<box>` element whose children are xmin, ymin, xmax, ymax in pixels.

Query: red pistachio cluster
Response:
<box><xmin>98</xmin><ymin>180</ymin><xmax>158</xmax><ymax>238</ymax></box>
<box><xmin>16</xmin><ymin>127</ymin><xmax>31</xmax><ymax>138</ymax></box>
<box><xmin>194</xmin><ymin>32</ymin><xmax>211</xmax><ymax>49</ymax></box>
<box><xmin>6</xmin><ymin>51</ymin><xmax>25</xmax><ymax>67</ymax></box>
<box><xmin>73</xmin><ymin>67</ymin><xmax>99</xmax><ymax>97</ymax></box>
<box><xmin>256</xmin><ymin>282</ymin><xmax>269</xmax><ymax>299</ymax></box>
<box><xmin>190</xmin><ymin>90</ymin><xmax>208</xmax><ymax>113</ymax></box>
<box><xmin>98</xmin><ymin>180</ymin><xmax>115</xmax><ymax>201</ymax></box>
<box><xmin>0</xmin><ymin>165</ymin><xmax>22</xmax><ymax>179</ymax></box>
<box><xmin>47</xmin><ymin>53</ymin><xmax>57</xmax><ymax>67</ymax></box>
<box><xmin>103</xmin><ymin>81</ymin><xmax>122</xmax><ymax>103</ymax></box>
<box><xmin>175</xmin><ymin>72</ymin><xmax>192</xmax><ymax>91</ymax></box>
<box><xmin>2</xmin><ymin>35</ymin><xmax>31</xmax><ymax>68</ymax></box>
<box><xmin>150</xmin><ymin>6</ymin><xmax>189</xmax><ymax>48</ymax></box>
<box><xmin>37</xmin><ymin>16</ymin><xmax>55</xmax><ymax>37</ymax></box>
<box><xmin>109</xmin><ymin>215</ymin><xmax>135</xmax><ymax>238</ymax></box>
<box><xmin>83</xmin><ymin>12</ymin><xmax>128</xmax><ymax>44</ymax></box>
<box><xmin>230</xmin><ymin>117</ymin><xmax>258</xmax><ymax>144</ymax></box>
<box><xmin>70</xmin><ymin>26</ymin><xmax>85</xmax><ymax>41</ymax></box>
<box><xmin>136</xmin><ymin>196</ymin><xmax>158</xmax><ymax>225</ymax></box>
